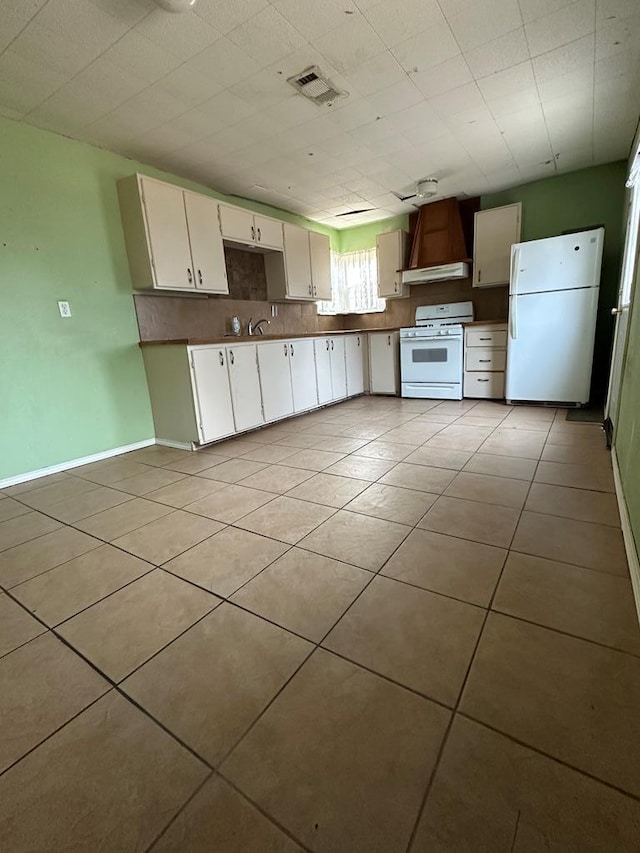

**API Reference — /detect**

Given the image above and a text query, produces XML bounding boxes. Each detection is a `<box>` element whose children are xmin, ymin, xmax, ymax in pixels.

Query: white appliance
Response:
<box><xmin>506</xmin><ymin>228</ymin><xmax>604</xmax><ymax>406</ymax></box>
<box><xmin>401</xmin><ymin>262</ymin><xmax>469</xmax><ymax>285</ymax></box>
<box><xmin>400</xmin><ymin>301</ymin><xmax>474</xmax><ymax>399</ymax></box>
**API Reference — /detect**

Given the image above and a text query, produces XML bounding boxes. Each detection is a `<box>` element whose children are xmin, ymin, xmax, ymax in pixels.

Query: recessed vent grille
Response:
<box><xmin>287</xmin><ymin>66</ymin><xmax>347</xmax><ymax>106</ymax></box>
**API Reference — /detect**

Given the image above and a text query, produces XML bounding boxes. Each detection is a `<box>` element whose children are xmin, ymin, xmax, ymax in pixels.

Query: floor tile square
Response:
<box><xmin>525</xmin><ymin>482</ymin><xmax>620</xmax><ymax>526</ymax></box>
<box><xmin>233</xmin><ymin>548</ymin><xmax>370</xmax><ymax>641</ymax></box>
<box><xmin>163</xmin><ymin>527</ymin><xmax>288</xmax><ymax>596</ymax></box>
<box><xmin>444</xmin><ymin>471</ymin><xmax>530</xmax><ymax>509</ymax></box>
<box><xmin>425</xmin><ymin>427</ymin><xmax>488</xmax><ymax>452</ymax></box>
<box><xmin>0</xmin><ymin>593</ymin><xmax>46</xmax><ymax>657</ymax></box>
<box><xmin>353</xmin><ymin>440</ymin><xmax>415</xmax><ymax>461</ymax></box>
<box><xmin>323</xmin><ymin>455</ymin><xmax>397</xmax><ymax>481</ymax></box>
<box><xmin>222</xmin><ymin>649</ymin><xmax>450</xmax><ymax>853</ymax></box>
<box><xmin>534</xmin><ymin>459</ymin><xmax>615</xmax><ymax>492</ymax></box>
<box><xmin>0</xmin><ymin>633</ymin><xmax>108</xmax><ymax>772</ymax></box>
<box><xmin>186</xmin><ymin>484</ymin><xmax>274</xmax><ymax>523</ymax></box>
<box><xmin>19</xmin><ymin>477</ymin><xmax>100</xmax><ymax>510</ymax></box>
<box><xmin>341</xmin><ymin>424</ymin><xmax>391</xmax><ymax>440</ymax></box>
<box><xmin>73</xmin><ymin>459</ymin><xmax>155</xmax><ymax>485</ymax></box>
<box><xmin>493</xmin><ymin>552</ymin><xmax>640</xmax><ymax>654</ymax></box>
<box><xmin>325</xmin><ymin>576</ymin><xmax>484</xmax><ymax>706</ymax></box>
<box><xmin>240</xmin><ymin>444</ymin><xmax>299</xmax><ymax>464</ymax></box>
<box><xmin>412</xmin><ymin>715</ymin><xmax>640</xmax><ymax>852</ymax></box>
<box><xmin>198</xmin><ymin>458</ymin><xmax>268</xmax><ymax>483</ymax></box>
<box><xmin>345</xmin><ymin>483</ymin><xmax>437</xmax><ymax>525</ymax></box>
<box><xmin>382</xmin><ymin>528</ymin><xmax>506</xmax><ymax>607</ymax></box>
<box><xmin>152</xmin><ymin>776</ymin><xmax>304</xmax><ymax>852</ymax></box>
<box><xmin>460</xmin><ymin>613</ymin><xmax>640</xmax><ymax>797</ymax></box>
<box><xmin>3</xmin><ymin>472</ymin><xmax>71</xmax><ymax>496</ymax></box>
<box><xmin>380</xmin><ymin>462</ymin><xmax>456</xmax><ymax>494</ymax></box>
<box><xmin>58</xmin><ymin>569</ymin><xmax>219</xmax><ymax>681</ymax></box>
<box><xmin>122</xmin><ymin>604</ymin><xmax>311</xmax><ymax>764</ymax></box>
<box><xmin>419</xmin><ymin>496</ymin><xmax>520</xmax><ymax>548</ymax></box>
<box><xmin>114</xmin><ymin>510</ymin><xmax>223</xmax><ymax>563</ymax></box>
<box><xmin>283</xmin><ymin>448</ymin><xmax>347</xmax><ymax>471</ymax></box>
<box><xmin>511</xmin><ymin>511</ymin><xmax>627</xmax><ymax>574</ymax></box>
<box><xmin>0</xmin><ymin>527</ymin><xmax>102</xmax><ymax>589</ymax></box>
<box><xmin>0</xmin><ymin>499</ymin><xmax>30</xmax><ymax>523</ymax></box>
<box><xmin>127</xmin><ymin>446</ymin><xmax>190</xmax><ymax>466</ymax></box>
<box><xmin>403</xmin><ymin>447</ymin><xmax>473</xmax><ymax>470</ymax></box>
<box><xmin>0</xmin><ymin>511</ymin><xmax>62</xmax><ymax>552</ymax></box>
<box><xmin>240</xmin><ymin>464</ymin><xmax>315</xmax><ymax>494</ymax></box>
<box><xmin>479</xmin><ymin>428</ymin><xmax>546</xmax><ymax>459</ymax></box>
<box><xmin>462</xmin><ymin>452</ymin><xmax>537</xmax><ymax>480</ymax></box>
<box><xmin>111</xmin><ymin>467</ymin><xmax>188</xmax><ymax>496</ymax></box>
<box><xmin>541</xmin><ymin>443</ymin><xmax>612</xmax><ymax>465</ymax></box>
<box><xmin>236</xmin><ymin>496</ymin><xmax>335</xmax><ymax>544</ymax></box>
<box><xmin>11</xmin><ymin>545</ymin><xmax>152</xmax><ymax>627</ymax></box>
<box><xmin>208</xmin><ymin>439</ymin><xmax>267</xmax><ymax>458</ymax></box>
<box><xmin>45</xmin><ymin>488</ymin><xmax>133</xmax><ymax>523</ymax></box>
<box><xmin>311</xmin><ymin>436</ymin><xmax>369</xmax><ymax>453</ymax></box>
<box><xmin>0</xmin><ymin>691</ymin><xmax>207</xmax><ymax>852</ymax></box>
<box><xmin>163</xmin><ymin>453</ymin><xmax>231</xmax><ymax>474</ymax></box>
<box><xmin>274</xmin><ymin>433</ymin><xmax>325</xmax><ymax>449</ymax></box>
<box><xmin>286</xmin><ymin>472</ymin><xmax>369</xmax><ymax>508</ymax></box>
<box><xmin>74</xmin><ymin>497</ymin><xmax>173</xmax><ymax>540</ymax></box>
<box><xmin>145</xmin><ymin>475</ymin><xmax>227</xmax><ymax>508</ymax></box>
<box><xmin>299</xmin><ymin>511</ymin><xmax>410</xmax><ymax>572</ymax></box>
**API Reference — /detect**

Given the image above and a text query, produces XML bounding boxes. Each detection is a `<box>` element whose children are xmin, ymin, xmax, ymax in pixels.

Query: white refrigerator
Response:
<box><xmin>505</xmin><ymin>228</ymin><xmax>604</xmax><ymax>406</ymax></box>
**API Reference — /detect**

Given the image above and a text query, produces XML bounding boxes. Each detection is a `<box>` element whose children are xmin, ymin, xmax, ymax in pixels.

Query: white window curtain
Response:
<box><xmin>317</xmin><ymin>248</ymin><xmax>386</xmax><ymax>315</ymax></box>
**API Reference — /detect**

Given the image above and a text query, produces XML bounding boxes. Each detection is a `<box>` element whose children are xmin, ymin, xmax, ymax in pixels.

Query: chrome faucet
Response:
<box><xmin>248</xmin><ymin>318</ymin><xmax>270</xmax><ymax>335</ymax></box>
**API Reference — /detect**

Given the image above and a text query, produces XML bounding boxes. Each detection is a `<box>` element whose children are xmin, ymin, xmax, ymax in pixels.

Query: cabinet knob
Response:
<box><xmin>308</xmin><ymin>284</ymin><xmax>312</xmax><ymax>295</ymax></box>
<box><xmin>257</xmin><ymin>227</ymin><xmax>261</xmax><ymax>242</ymax></box>
<box><xmin>290</xmin><ymin>343</ymin><xmax>294</xmax><ymax>356</ymax></box>
<box><xmin>251</xmin><ymin>225</ymin><xmax>255</xmax><ymax>240</ymax></box>
<box><xmin>284</xmin><ymin>343</ymin><xmax>288</xmax><ymax>356</ymax></box>
<box><xmin>219</xmin><ymin>351</ymin><xmax>224</xmax><ymax>365</ymax></box>
<box><xmin>197</xmin><ymin>269</ymin><xmax>203</xmax><ymax>285</ymax></box>
<box><xmin>187</xmin><ymin>268</ymin><xmax>193</xmax><ymax>284</ymax></box>
<box><xmin>326</xmin><ymin>339</ymin><xmax>329</xmax><ymax>351</ymax></box>
<box><xmin>331</xmin><ymin>339</ymin><xmax>334</xmax><ymax>350</ymax></box>
<box><xmin>229</xmin><ymin>350</ymin><xmax>235</xmax><ymax>365</ymax></box>
<box><xmin>387</xmin><ymin>335</ymin><xmax>391</xmax><ymax>345</ymax></box>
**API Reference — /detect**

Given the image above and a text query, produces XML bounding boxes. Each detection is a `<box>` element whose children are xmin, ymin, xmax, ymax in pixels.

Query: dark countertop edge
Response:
<box><xmin>138</xmin><ymin>328</ymin><xmax>403</xmax><ymax>346</ymax></box>
<box><xmin>462</xmin><ymin>320</ymin><xmax>508</xmax><ymax>326</ymax></box>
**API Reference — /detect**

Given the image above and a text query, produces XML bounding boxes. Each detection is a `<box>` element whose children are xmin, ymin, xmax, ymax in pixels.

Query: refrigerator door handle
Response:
<box><xmin>510</xmin><ymin>246</ymin><xmax>519</xmax><ymax>296</ymax></box>
<box><xmin>510</xmin><ymin>296</ymin><xmax>518</xmax><ymax>340</ymax></box>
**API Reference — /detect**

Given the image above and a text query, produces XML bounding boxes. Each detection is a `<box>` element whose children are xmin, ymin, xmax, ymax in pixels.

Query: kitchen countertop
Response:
<box><xmin>138</xmin><ymin>328</ymin><xmax>401</xmax><ymax>347</ymax></box>
<box><xmin>462</xmin><ymin>320</ymin><xmax>508</xmax><ymax>326</ymax></box>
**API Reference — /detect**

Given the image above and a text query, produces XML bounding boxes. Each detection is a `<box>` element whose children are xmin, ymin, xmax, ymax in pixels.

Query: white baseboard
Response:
<box><xmin>0</xmin><ymin>438</ymin><xmax>156</xmax><ymax>489</ymax></box>
<box><xmin>611</xmin><ymin>446</ymin><xmax>640</xmax><ymax>624</ymax></box>
<box><xmin>155</xmin><ymin>438</ymin><xmax>194</xmax><ymax>451</ymax></box>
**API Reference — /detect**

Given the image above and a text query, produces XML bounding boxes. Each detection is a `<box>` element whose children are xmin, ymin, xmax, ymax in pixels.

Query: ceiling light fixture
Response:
<box><xmin>415</xmin><ymin>178</ymin><xmax>439</xmax><ymax>199</ymax></box>
<box><xmin>153</xmin><ymin>0</ymin><xmax>198</xmax><ymax>13</ymax></box>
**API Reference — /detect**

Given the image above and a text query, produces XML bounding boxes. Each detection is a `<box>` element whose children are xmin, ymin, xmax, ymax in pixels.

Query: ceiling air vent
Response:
<box><xmin>287</xmin><ymin>66</ymin><xmax>347</xmax><ymax>106</ymax></box>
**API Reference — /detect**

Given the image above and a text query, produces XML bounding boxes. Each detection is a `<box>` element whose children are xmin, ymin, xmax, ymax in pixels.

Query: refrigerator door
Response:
<box><xmin>506</xmin><ymin>286</ymin><xmax>599</xmax><ymax>404</ymax></box>
<box><xmin>510</xmin><ymin>228</ymin><xmax>604</xmax><ymax>296</ymax></box>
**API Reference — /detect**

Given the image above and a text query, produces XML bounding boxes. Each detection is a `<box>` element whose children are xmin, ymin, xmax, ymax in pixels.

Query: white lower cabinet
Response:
<box><xmin>226</xmin><ymin>344</ymin><xmax>264</xmax><ymax>431</ymax></box>
<box><xmin>190</xmin><ymin>347</ymin><xmax>236</xmax><ymax>443</ymax></box>
<box><xmin>289</xmin><ymin>338</ymin><xmax>318</xmax><ymax>412</ymax></box>
<box><xmin>257</xmin><ymin>341</ymin><xmax>295</xmax><ymax>422</ymax></box>
<box><xmin>314</xmin><ymin>338</ymin><xmax>333</xmax><ymax>405</ymax></box>
<box><xmin>369</xmin><ymin>332</ymin><xmax>400</xmax><ymax>394</ymax></box>
<box><xmin>345</xmin><ymin>334</ymin><xmax>365</xmax><ymax>396</ymax></box>
<box><xmin>329</xmin><ymin>337</ymin><xmax>347</xmax><ymax>400</ymax></box>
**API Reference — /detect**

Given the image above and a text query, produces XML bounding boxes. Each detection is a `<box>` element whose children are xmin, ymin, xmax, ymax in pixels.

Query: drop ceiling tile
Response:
<box><xmin>364</xmin><ymin>78</ymin><xmax>424</xmax><ymax>117</ymax></box>
<box><xmin>268</xmin><ymin>94</ymin><xmax>324</xmax><ymax>128</ymax></box>
<box><xmin>477</xmin><ymin>61</ymin><xmax>536</xmax><ymax>100</ymax></box>
<box><xmin>326</xmin><ymin>98</ymin><xmax>381</xmax><ymax>131</ymax></box>
<box><xmin>537</xmin><ymin>68</ymin><xmax>593</xmax><ymax>100</ymax></box>
<box><xmin>365</xmin><ymin>134</ymin><xmax>415</xmax><ymax>157</ymax></box>
<box><xmin>9</xmin><ymin>21</ymin><xmax>102</xmax><ymax>78</ymax></box>
<box><xmin>411</xmin><ymin>54</ymin><xmax>474</xmax><ymax>98</ymax></box>
<box><xmin>486</xmin><ymin>87</ymin><xmax>541</xmax><ymax>118</ymax></box>
<box><xmin>392</xmin><ymin>24</ymin><xmax>460</xmax><ymax>73</ymax></box>
<box><xmin>555</xmin><ymin>145</ymin><xmax>594</xmax><ymax>171</ymax></box>
<box><xmin>102</xmin><ymin>31</ymin><xmax>183</xmax><ymax>84</ymax></box>
<box><xmin>157</xmin><ymin>66</ymin><xmax>222</xmax><ymax>109</ymax></box>
<box><xmin>270</xmin><ymin>0</ymin><xmax>359</xmax><ymax>41</ymax></box>
<box><xmin>164</xmin><ymin>109</ymin><xmax>224</xmax><ymax>141</ymax></box>
<box><xmin>532</xmin><ymin>34</ymin><xmax>595</xmax><ymax>83</ymax></box>
<box><xmin>87</xmin><ymin>0</ymin><xmax>151</xmax><ymax>26</ymax></box>
<box><xmin>36</xmin><ymin>0</ymin><xmax>131</xmax><ymax>54</ymax></box>
<box><xmin>595</xmin><ymin>48</ymin><xmax>640</xmax><ymax>84</ymax></box>
<box><xmin>194</xmin><ymin>0</ymin><xmax>269</xmax><ymax>34</ymax></box>
<box><xmin>390</xmin><ymin>100</ymin><xmax>444</xmax><ymax>132</ymax></box>
<box><xmin>229</xmin><ymin>74</ymin><xmax>294</xmax><ymax>110</ymax></box>
<box><xmin>135</xmin><ymin>8</ymin><xmax>220</xmax><ymax>60</ymax></box>
<box><xmin>595</xmin><ymin>13</ymin><xmax>640</xmax><ymax>60</ymax></box>
<box><xmin>66</xmin><ymin>56</ymin><xmax>149</xmax><ymax>106</ymax></box>
<box><xmin>342</xmin><ymin>51</ymin><xmax>407</xmax><ymax>98</ymax></box>
<box><xmin>186</xmin><ymin>37</ymin><xmax>260</xmax><ymax>88</ymax></box>
<box><xmin>525</xmin><ymin>0</ymin><xmax>596</xmax><ymax>57</ymax></box>
<box><xmin>0</xmin><ymin>0</ymin><xmax>49</xmax><ymax>52</ymax></box>
<box><xmin>314</xmin><ymin>16</ymin><xmax>387</xmax><ymax>73</ymax></box>
<box><xmin>403</xmin><ymin>119</ymin><xmax>452</xmax><ymax>146</ymax></box>
<box><xmin>227</xmin><ymin>6</ymin><xmax>307</xmax><ymax>68</ymax></box>
<box><xmin>595</xmin><ymin>0</ymin><xmax>638</xmax><ymax>22</ymax></box>
<box><xmin>0</xmin><ymin>50</ymin><xmax>69</xmax><ymax>115</ymax></box>
<box><xmin>464</xmin><ymin>27</ymin><xmax>530</xmax><ymax>78</ymax></box>
<box><xmin>518</xmin><ymin>0</ymin><xmax>575</xmax><ymax>23</ymax></box>
<box><xmin>364</xmin><ymin>0</ymin><xmax>446</xmax><ymax>48</ymax></box>
<box><xmin>428</xmin><ymin>82</ymin><xmax>486</xmax><ymax>117</ymax></box>
<box><xmin>445</xmin><ymin>0</ymin><xmax>523</xmax><ymax>52</ymax></box>
<box><xmin>121</xmin><ymin>84</ymin><xmax>191</xmax><ymax>124</ymax></box>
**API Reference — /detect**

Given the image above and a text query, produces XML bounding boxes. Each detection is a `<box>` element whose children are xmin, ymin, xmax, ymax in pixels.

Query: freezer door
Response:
<box><xmin>510</xmin><ymin>228</ymin><xmax>604</xmax><ymax>296</ymax></box>
<box><xmin>506</xmin><ymin>286</ymin><xmax>599</xmax><ymax>404</ymax></box>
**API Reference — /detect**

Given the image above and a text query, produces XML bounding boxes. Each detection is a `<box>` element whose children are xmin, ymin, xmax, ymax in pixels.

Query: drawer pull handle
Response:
<box><xmin>479</xmin><ymin>337</ymin><xmax>491</xmax><ymax>341</ymax></box>
<box><xmin>478</xmin><ymin>378</ymin><xmax>490</xmax><ymax>382</ymax></box>
<box><xmin>479</xmin><ymin>359</ymin><xmax>491</xmax><ymax>363</ymax></box>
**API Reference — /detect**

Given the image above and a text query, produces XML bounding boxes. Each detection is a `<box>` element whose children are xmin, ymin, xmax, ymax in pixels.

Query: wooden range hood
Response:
<box><xmin>407</xmin><ymin>196</ymin><xmax>472</xmax><ymax>271</ymax></box>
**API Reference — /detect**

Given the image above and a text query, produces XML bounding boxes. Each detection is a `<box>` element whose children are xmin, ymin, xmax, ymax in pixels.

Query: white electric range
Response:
<box><xmin>400</xmin><ymin>301</ymin><xmax>474</xmax><ymax>399</ymax></box>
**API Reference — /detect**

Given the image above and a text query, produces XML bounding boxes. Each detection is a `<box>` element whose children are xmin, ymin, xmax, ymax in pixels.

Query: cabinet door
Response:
<box><xmin>184</xmin><ymin>193</ymin><xmax>229</xmax><ymax>294</ymax></box>
<box><xmin>473</xmin><ymin>203</ymin><xmax>521</xmax><ymax>288</ymax></box>
<box><xmin>289</xmin><ymin>339</ymin><xmax>318</xmax><ymax>412</ymax></box>
<box><xmin>369</xmin><ymin>332</ymin><xmax>399</xmax><ymax>394</ymax></box>
<box><xmin>255</xmin><ymin>216</ymin><xmax>283</xmax><ymax>249</ymax></box>
<box><xmin>257</xmin><ymin>341</ymin><xmax>294</xmax><ymax>422</ymax></box>
<box><xmin>141</xmin><ymin>178</ymin><xmax>194</xmax><ymax>291</ymax></box>
<box><xmin>345</xmin><ymin>334</ymin><xmax>365</xmax><ymax>396</ymax></box>
<box><xmin>314</xmin><ymin>338</ymin><xmax>333</xmax><ymax>405</ymax></box>
<box><xmin>309</xmin><ymin>231</ymin><xmax>332</xmax><ymax>300</ymax></box>
<box><xmin>376</xmin><ymin>231</ymin><xmax>408</xmax><ymax>298</ymax></box>
<box><xmin>190</xmin><ymin>347</ymin><xmax>235</xmax><ymax>443</ymax></box>
<box><xmin>283</xmin><ymin>223</ymin><xmax>313</xmax><ymax>299</ymax></box>
<box><xmin>329</xmin><ymin>337</ymin><xmax>347</xmax><ymax>400</ymax></box>
<box><xmin>219</xmin><ymin>204</ymin><xmax>255</xmax><ymax>245</ymax></box>
<box><xmin>227</xmin><ymin>345</ymin><xmax>264</xmax><ymax>432</ymax></box>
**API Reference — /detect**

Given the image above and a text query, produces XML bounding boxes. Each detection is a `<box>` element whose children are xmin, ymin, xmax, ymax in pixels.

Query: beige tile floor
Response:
<box><xmin>1</xmin><ymin>396</ymin><xmax>640</xmax><ymax>852</ymax></box>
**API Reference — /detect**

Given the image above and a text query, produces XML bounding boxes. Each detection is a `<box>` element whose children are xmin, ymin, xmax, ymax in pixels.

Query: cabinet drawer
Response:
<box><xmin>465</xmin><ymin>348</ymin><xmax>506</xmax><ymax>371</ymax></box>
<box><xmin>464</xmin><ymin>371</ymin><xmax>505</xmax><ymax>399</ymax></box>
<box><xmin>466</xmin><ymin>329</ymin><xmax>507</xmax><ymax>348</ymax></box>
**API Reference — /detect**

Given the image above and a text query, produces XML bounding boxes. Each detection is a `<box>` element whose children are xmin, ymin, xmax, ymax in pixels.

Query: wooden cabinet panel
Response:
<box><xmin>290</xmin><ymin>338</ymin><xmax>318</xmax><ymax>412</ymax></box>
<box><xmin>254</xmin><ymin>216</ymin><xmax>283</xmax><ymax>249</ymax></box>
<box><xmin>473</xmin><ymin>203</ymin><xmax>521</xmax><ymax>288</ymax></box>
<box><xmin>257</xmin><ymin>341</ymin><xmax>294</xmax><ymax>422</ymax></box>
<box><xmin>283</xmin><ymin>223</ymin><xmax>313</xmax><ymax>299</ymax></box>
<box><xmin>219</xmin><ymin>205</ymin><xmax>255</xmax><ymax>244</ymax></box>
<box><xmin>184</xmin><ymin>192</ymin><xmax>228</xmax><ymax>294</ymax></box>
<box><xmin>409</xmin><ymin>197</ymin><xmax>468</xmax><ymax>269</ymax></box>
<box><xmin>227</xmin><ymin>344</ymin><xmax>264</xmax><ymax>432</ymax></box>
<box><xmin>310</xmin><ymin>230</ymin><xmax>332</xmax><ymax>300</ymax></box>
<box><xmin>345</xmin><ymin>334</ymin><xmax>365</xmax><ymax>396</ymax></box>
<box><xmin>369</xmin><ymin>332</ymin><xmax>399</xmax><ymax>395</ymax></box>
<box><xmin>141</xmin><ymin>178</ymin><xmax>194</xmax><ymax>291</ymax></box>
<box><xmin>377</xmin><ymin>231</ymin><xmax>408</xmax><ymax>299</ymax></box>
<box><xmin>190</xmin><ymin>347</ymin><xmax>235</xmax><ymax>443</ymax></box>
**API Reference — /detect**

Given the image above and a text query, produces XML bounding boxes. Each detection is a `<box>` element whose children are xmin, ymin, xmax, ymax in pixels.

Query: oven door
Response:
<box><xmin>400</xmin><ymin>335</ymin><xmax>463</xmax><ymax>384</ymax></box>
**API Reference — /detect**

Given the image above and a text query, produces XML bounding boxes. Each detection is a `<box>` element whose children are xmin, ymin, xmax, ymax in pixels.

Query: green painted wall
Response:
<box><xmin>0</xmin><ymin>117</ymin><xmax>339</xmax><ymax>480</ymax></box>
<box><xmin>338</xmin><ymin>215</ymin><xmax>410</xmax><ymax>252</ymax></box>
<box><xmin>483</xmin><ymin>161</ymin><xmax>627</xmax><ymax>402</ymax></box>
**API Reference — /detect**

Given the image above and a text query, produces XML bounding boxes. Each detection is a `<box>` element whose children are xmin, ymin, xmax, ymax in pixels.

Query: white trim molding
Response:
<box><xmin>155</xmin><ymin>438</ymin><xmax>194</xmax><ymax>451</ymax></box>
<box><xmin>0</xmin><ymin>439</ymin><xmax>155</xmax><ymax>489</ymax></box>
<box><xmin>612</xmin><ymin>446</ymin><xmax>640</xmax><ymax>624</ymax></box>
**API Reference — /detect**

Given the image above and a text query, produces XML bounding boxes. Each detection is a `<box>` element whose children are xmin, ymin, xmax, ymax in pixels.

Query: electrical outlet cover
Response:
<box><xmin>58</xmin><ymin>301</ymin><xmax>72</xmax><ymax>317</ymax></box>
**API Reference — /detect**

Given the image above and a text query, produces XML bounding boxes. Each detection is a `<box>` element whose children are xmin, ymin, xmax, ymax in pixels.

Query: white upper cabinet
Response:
<box><xmin>226</xmin><ymin>344</ymin><xmax>264</xmax><ymax>432</ymax></box>
<box><xmin>473</xmin><ymin>203</ymin><xmax>522</xmax><ymax>288</ymax></box>
<box><xmin>190</xmin><ymin>347</ymin><xmax>236</xmax><ymax>443</ymax></box>
<box><xmin>117</xmin><ymin>174</ymin><xmax>228</xmax><ymax>295</ymax></box>
<box><xmin>289</xmin><ymin>338</ymin><xmax>318</xmax><ymax>412</ymax></box>
<box><xmin>219</xmin><ymin>205</ymin><xmax>284</xmax><ymax>250</ymax></box>
<box><xmin>184</xmin><ymin>192</ymin><xmax>228</xmax><ymax>294</ymax></box>
<box><xmin>254</xmin><ymin>215</ymin><xmax>284</xmax><ymax>249</ymax></box>
<box><xmin>257</xmin><ymin>341</ymin><xmax>294</xmax><ymax>422</ymax></box>
<box><xmin>283</xmin><ymin>223</ymin><xmax>314</xmax><ymax>299</ymax></box>
<box><xmin>309</xmin><ymin>231</ymin><xmax>332</xmax><ymax>300</ymax></box>
<box><xmin>377</xmin><ymin>230</ymin><xmax>408</xmax><ymax>299</ymax></box>
<box><xmin>345</xmin><ymin>334</ymin><xmax>365</xmax><ymax>396</ymax></box>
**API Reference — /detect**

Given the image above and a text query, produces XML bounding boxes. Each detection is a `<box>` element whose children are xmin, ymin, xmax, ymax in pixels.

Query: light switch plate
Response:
<box><xmin>58</xmin><ymin>301</ymin><xmax>72</xmax><ymax>317</ymax></box>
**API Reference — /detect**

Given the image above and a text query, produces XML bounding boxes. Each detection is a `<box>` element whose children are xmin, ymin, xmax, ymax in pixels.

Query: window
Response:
<box><xmin>317</xmin><ymin>248</ymin><xmax>386</xmax><ymax>315</ymax></box>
